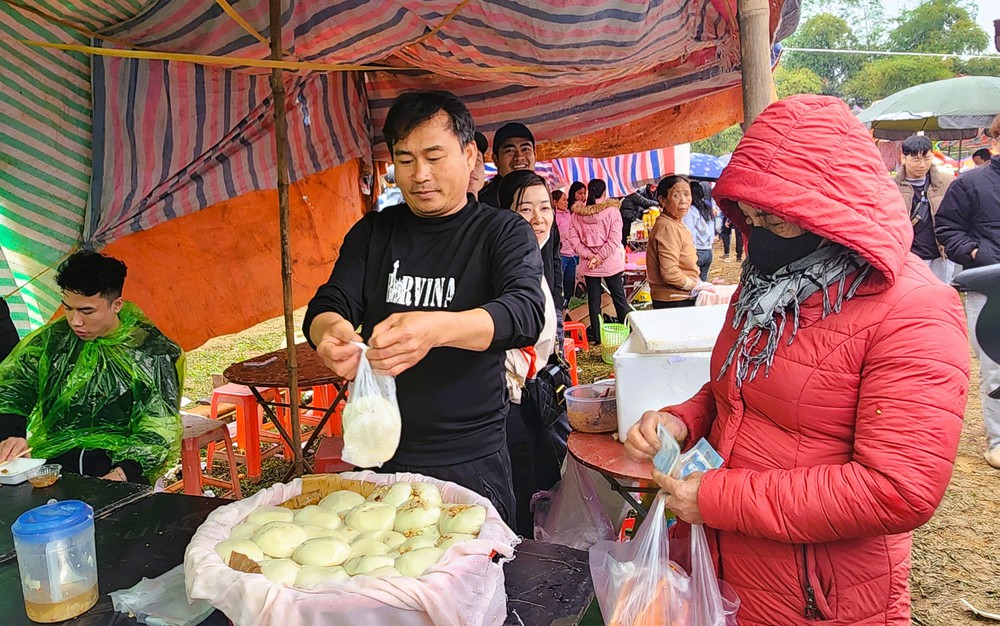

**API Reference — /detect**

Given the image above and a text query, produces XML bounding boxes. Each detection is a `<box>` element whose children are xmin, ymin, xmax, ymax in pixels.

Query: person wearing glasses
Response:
<box><xmin>893</xmin><ymin>135</ymin><xmax>955</xmax><ymax>284</ymax></box>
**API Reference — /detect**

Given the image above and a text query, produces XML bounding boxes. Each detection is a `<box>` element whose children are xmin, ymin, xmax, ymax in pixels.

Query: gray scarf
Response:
<box><xmin>719</xmin><ymin>244</ymin><xmax>872</xmax><ymax>385</ymax></box>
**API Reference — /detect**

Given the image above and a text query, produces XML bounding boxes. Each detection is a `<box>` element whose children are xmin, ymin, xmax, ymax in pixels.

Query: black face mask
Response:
<box><xmin>747</xmin><ymin>226</ymin><xmax>823</xmax><ymax>275</ymax></box>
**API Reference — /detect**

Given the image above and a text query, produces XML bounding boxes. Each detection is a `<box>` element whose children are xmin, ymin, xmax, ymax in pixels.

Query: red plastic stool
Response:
<box><xmin>563</xmin><ymin>337</ymin><xmax>579</xmax><ymax>386</ymax></box>
<box><xmin>210</xmin><ymin>383</ymin><xmax>283</xmax><ymax>480</ymax></box>
<box><xmin>313</xmin><ymin>436</ymin><xmax>354</xmax><ymax>473</ymax></box>
<box><xmin>302</xmin><ymin>384</ymin><xmax>346</xmax><ymax>437</ymax></box>
<box><xmin>168</xmin><ymin>415</ymin><xmax>242</xmax><ymax>499</ymax></box>
<box><xmin>564</xmin><ymin>321</ymin><xmax>588</xmax><ymax>352</ymax></box>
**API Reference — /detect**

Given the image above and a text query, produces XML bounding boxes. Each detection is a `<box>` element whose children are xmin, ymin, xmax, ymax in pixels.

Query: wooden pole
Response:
<box><xmin>738</xmin><ymin>0</ymin><xmax>773</xmax><ymax>128</ymax></box>
<box><xmin>268</xmin><ymin>0</ymin><xmax>302</xmax><ymax>477</ymax></box>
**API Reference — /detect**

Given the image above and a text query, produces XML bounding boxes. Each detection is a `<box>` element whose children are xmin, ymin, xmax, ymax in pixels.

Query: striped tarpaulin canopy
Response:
<box><xmin>551</xmin><ymin>146</ymin><xmax>691</xmax><ymax>197</ymax></box>
<box><xmin>1</xmin><ymin>0</ymin><xmax>799</xmax><ymax>336</ymax></box>
<box><xmin>0</xmin><ymin>1</ymin><xmax>149</xmax><ymax>334</ymax></box>
<box><xmin>483</xmin><ymin>162</ymin><xmax>565</xmax><ymax>191</ymax></box>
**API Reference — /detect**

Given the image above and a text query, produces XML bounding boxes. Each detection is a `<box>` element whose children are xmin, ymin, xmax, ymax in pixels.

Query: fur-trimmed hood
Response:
<box><xmin>572</xmin><ymin>198</ymin><xmax>620</xmax><ymax>217</ymax></box>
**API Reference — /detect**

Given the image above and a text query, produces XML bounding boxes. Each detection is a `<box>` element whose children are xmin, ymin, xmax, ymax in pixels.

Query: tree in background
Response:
<box><xmin>830</xmin><ymin>0</ymin><xmax>885</xmax><ymax>49</ymax></box>
<box><xmin>773</xmin><ymin>66</ymin><xmax>824</xmax><ymax>99</ymax></box>
<box><xmin>887</xmin><ymin>0</ymin><xmax>988</xmax><ymax>55</ymax></box>
<box><xmin>782</xmin><ymin>13</ymin><xmax>863</xmax><ymax>96</ymax></box>
<box><xmin>955</xmin><ymin>57</ymin><xmax>1000</xmax><ymax>77</ymax></box>
<box><xmin>843</xmin><ymin>56</ymin><xmax>956</xmax><ymax>106</ymax></box>
<box><xmin>692</xmin><ymin>125</ymin><xmax>743</xmax><ymax>157</ymax></box>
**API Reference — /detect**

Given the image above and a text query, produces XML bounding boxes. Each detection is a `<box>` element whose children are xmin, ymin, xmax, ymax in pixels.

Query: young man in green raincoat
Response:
<box><xmin>0</xmin><ymin>251</ymin><xmax>183</xmax><ymax>484</ymax></box>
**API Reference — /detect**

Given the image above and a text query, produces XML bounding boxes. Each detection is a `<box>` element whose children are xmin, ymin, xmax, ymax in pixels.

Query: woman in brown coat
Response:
<box><xmin>646</xmin><ymin>175</ymin><xmax>703</xmax><ymax>308</ymax></box>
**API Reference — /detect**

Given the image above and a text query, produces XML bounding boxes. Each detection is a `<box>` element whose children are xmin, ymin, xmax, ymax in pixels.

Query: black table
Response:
<box><xmin>0</xmin><ymin>473</ymin><xmax>151</xmax><ymax>563</ymax></box>
<box><xmin>505</xmin><ymin>540</ymin><xmax>594</xmax><ymax>626</ymax></box>
<box><xmin>0</xmin><ymin>492</ymin><xmax>231</xmax><ymax>626</ymax></box>
<box><xmin>0</xmin><ymin>492</ymin><xmax>594</xmax><ymax>626</ymax></box>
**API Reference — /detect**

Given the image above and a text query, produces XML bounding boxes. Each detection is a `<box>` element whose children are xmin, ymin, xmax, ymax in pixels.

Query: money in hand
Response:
<box><xmin>653</xmin><ymin>423</ymin><xmax>682</xmax><ymax>475</ymax></box>
<box><xmin>673</xmin><ymin>438</ymin><xmax>724</xmax><ymax>479</ymax></box>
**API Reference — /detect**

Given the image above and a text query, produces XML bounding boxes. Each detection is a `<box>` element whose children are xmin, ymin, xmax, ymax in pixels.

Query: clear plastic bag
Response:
<box><xmin>340</xmin><ymin>343</ymin><xmax>401</xmax><ymax>468</ymax></box>
<box><xmin>110</xmin><ymin>564</ymin><xmax>214</xmax><ymax>626</ymax></box>
<box><xmin>590</xmin><ymin>495</ymin><xmax>689</xmax><ymax>625</ymax></box>
<box><xmin>532</xmin><ymin>458</ymin><xmax>615</xmax><ymax>549</ymax></box>
<box><xmin>590</xmin><ymin>496</ymin><xmax>740</xmax><ymax>626</ymax></box>
<box><xmin>687</xmin><ymin>524</ymin><xmax>739</xmax><ymax>626</ymax></box>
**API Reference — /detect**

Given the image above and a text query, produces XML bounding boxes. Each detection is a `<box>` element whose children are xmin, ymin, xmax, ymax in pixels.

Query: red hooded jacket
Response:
<box><xmin>669</xmin><ymin>96</ymin><xmax>970</xmax><ymax>625</ymax></box>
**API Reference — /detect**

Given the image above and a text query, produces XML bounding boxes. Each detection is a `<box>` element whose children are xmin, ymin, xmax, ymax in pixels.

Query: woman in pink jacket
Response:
<box><xmin>626</xmin><ymin>96</ymin><xmax>970</xmax><ymax>625</ymax></box>
<box><xmin>565</xmin><ymin>178</ymin><xmax>629</xmax><ymax>343</ymax></box>
<box><xmin>554</xmin><ymin>187</ymin><xmax>578</xmax><ymax>309</ymax></box>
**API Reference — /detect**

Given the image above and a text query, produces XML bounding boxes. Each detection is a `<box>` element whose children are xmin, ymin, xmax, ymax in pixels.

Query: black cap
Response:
<box><xmin>492</xmin><ymin>122</ymin><xmax>535</xmax><ymax>156</ymax></box>
<box><xmin>474</xmin><ymin>131</ymin><xmax>488</xmax><ymax>156</ymax></box>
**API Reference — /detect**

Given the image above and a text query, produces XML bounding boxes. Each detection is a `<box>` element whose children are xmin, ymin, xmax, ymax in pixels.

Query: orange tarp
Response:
<box><xmin>102</xmin><ymin>159</ymin><xmax>365</xmax><ymax>351</ymax></box>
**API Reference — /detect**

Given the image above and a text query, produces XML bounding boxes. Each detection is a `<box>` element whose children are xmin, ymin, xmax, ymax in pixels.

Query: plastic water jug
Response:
<box><xmin>12</xmin><ymin>500</ymin><xmax>99</xmax><ymax>622</ymax></box>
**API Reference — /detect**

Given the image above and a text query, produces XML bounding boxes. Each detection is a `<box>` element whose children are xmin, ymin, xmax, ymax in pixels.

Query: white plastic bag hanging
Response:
<box><xmin>340</xmin><ymin>343</ymin><xmax>401</xmax><ymax>468</ymax></box>
<box><xmin>532</xmin><ymin>458</ymin><xmax>615</xmax><ymax>549</ymax></box>
<box><xmin>687</xmin><ymin>524</ymin><xmax>739</xmax><ymax>626</ymax></box>
<box><xmin>589</xmin><ymin>495</ymin><xmax>690</xmax><ymax>625</ymax></box>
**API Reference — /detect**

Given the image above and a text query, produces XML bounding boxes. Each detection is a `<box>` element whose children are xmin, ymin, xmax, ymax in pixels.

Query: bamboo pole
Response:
<box><xmin>737</xmin><ymin>0</ymin><xmax>773</xmax><ymax>128</ymax></box>
<box><xmin>268</xmin><ymin>0</ymin><xmax>302</xmax><ymax>476</ymax></box>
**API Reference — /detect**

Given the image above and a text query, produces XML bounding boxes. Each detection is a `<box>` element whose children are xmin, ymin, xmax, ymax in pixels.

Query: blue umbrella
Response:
<box><xmin>689</xmin><ymin>152</ymin><xmax>724</xmax><ymax>180</ymax></box>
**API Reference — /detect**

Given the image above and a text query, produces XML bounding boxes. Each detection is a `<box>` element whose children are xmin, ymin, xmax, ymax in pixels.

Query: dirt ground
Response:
<box><xmin>186</xmin><ymin>239</ymin><xmax>997</xmax><ymax>624</ymax></box>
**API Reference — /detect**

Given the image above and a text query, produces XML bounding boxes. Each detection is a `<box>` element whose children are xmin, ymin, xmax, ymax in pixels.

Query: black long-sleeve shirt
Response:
<box><xmin>304</xmin><ymin>196</ymin><xmax>544</xmax><ymax>466</ymax></box>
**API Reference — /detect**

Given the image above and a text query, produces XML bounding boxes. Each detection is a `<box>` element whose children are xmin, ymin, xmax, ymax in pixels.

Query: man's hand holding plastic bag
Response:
<box><xmin>340</xmin><ymin>343</ymin><xmax>401</xmax><ymax>469</ymax></box>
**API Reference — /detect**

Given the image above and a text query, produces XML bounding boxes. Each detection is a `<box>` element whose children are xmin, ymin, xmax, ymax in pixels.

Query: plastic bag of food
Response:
<box><xmin>340</xmin><ymin>343</ymin><xmax>401</xmax><ymax>468</ymax></box>
<box><xmin>532</xmin><ymin>458</ymin><xmax>614</xmax><ymax>549</ymax></box>
<box><xmin>589</xmin><ymin>495</ymin><xmax>690</xmax><ymax>625</ymax></box>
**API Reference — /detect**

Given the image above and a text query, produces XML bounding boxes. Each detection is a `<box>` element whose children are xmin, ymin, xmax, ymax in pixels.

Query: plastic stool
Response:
<box><xmin>210</xmin><ymin>383</ymin><xmax>282</xmax><ymax>480</ymax></box>
<box><xmin>563</xmin><ymin>337</ymin><xmax>579</xmax><ymax>386</ymax></box>
<box><xmin>564</xmin><ymin>321</ymin><xmax>589</xmax><ymax>352</ymax></box>
<box><xmin>170</xmin><ymin>415</ymin><xmax>242</xmax><ymax>499</ymax></box>
<box><xmin>314</xmin><ymin>436</ymin><xmax>354</xmax><ymax>473</ymax></box>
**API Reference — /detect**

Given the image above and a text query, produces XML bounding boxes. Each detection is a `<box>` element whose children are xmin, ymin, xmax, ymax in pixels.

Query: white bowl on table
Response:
<box><xmin>0</xmin><ymin>458</ymin><xmax>46</xmax><ymax>485</ymax></box>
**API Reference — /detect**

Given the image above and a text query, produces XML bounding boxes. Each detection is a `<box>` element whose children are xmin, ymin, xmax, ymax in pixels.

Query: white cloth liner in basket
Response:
<box><xmin>184</xmin><ymin>471</ymin><xmax>519</xmax><ymax>626</ymax></box>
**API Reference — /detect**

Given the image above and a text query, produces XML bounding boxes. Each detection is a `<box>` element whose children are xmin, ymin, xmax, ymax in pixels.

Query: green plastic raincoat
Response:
<box><xmin>0</xmin><ymin>302</ymin><xmax>184</xmax><ymax>482</ymax></box>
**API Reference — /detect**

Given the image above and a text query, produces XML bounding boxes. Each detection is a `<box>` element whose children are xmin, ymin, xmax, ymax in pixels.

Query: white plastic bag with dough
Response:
<box><xmin>184</xmin><ymin>472</ymin><xmax>519</xmax><ymax>626</ymax></box>
<box><xmin>341</xmin><ymin>343</ymin><xmax>401</xmax><ymax>468</ymax></box>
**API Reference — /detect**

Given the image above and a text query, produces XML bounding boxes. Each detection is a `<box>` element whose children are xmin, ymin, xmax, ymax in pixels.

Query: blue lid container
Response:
<box><xmin>11</xmin><ymin>500</ymin><xmax>94</xmax><ymax>544</ymax></box>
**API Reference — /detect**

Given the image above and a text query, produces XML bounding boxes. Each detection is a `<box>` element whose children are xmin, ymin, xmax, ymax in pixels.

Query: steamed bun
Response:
<box><xmin>245</xmin><ymin>506</ymin><xmax>294</xmax><ymax>526</ymax></box>
<box><xmin>291</xmin><ymin>537</ymin><xmax>352</xmax><ymax>567</ymax></box>
<box><xmin>319</xmin><ymin>490</ymin><xmax>366</xmax><ymax>515</ymax></box>
<box><xmin>215</xmin><ymin>538</ymin><xmax>264</xmax><ymax>564</ymax></box>
<box><xmin>253</xmin><ymin>521</ymin><xmax>309</xmax><ymax>558</ymax></box>
<box><xmin>260</xmin><ymin>559</ymin><xmax>300</xmax><ymax>586</ymax></box>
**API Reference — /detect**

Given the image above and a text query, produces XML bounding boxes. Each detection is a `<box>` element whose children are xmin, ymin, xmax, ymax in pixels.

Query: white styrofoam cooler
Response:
<box><xmin>614</xmin><ymin>306</ymin><xmax>729</xmax><ymax>440</ymax></box>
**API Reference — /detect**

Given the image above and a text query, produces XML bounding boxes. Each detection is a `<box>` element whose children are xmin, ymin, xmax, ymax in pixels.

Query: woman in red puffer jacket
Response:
<box><xmin>626</xmin><ymin>95</ymin><xmax>970</xmax><ymax>625</ymax></box>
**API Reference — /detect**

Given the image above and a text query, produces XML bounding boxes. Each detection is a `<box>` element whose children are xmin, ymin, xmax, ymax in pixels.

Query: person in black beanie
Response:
<box><xmin>480</xmin><ymin>122</ymin><xmax>563</xmax><ymax>337</ymax></box>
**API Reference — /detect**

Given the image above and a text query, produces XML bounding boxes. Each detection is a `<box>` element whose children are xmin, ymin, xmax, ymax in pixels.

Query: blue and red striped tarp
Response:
<box><xmin>550</xmin><ymin>146</ymin><xmax>691</xmax><ymax>196</ymax></box>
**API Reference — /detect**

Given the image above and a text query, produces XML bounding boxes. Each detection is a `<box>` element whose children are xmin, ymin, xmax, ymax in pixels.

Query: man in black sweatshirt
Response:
<box><xmin>304</xmin><ymin>91</ymin><xmax>544</xmax><ymax>524</ymax></box>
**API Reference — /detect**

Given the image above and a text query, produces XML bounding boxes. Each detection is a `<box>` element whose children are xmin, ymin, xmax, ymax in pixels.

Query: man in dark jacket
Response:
<box><xmin>0</xmin><ymin>298</ymin><xmax>17</xmax><ymax>362</ymax></box>
<box><xmin>619</xmin><ymin>184</ymin><xmax>658</xmax><ymax>246</ymax></box>
<box><xmin>479</xmin><ymin>122</ymin><xmax>563</xmax><ymax>324</ymax></box>
<box><xmin>936</xmin><ymin>115</ymin><xmax>1000</xmax><ymax>468</ymax></box>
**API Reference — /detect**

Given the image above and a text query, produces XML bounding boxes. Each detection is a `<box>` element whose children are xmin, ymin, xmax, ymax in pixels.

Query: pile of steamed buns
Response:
<box><xmin>214</xmin><ymin>482</ymin><xmax>487</xmax><ymax>589</ymax></box>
